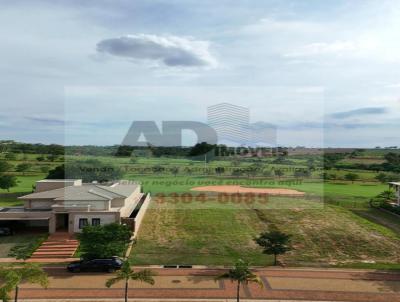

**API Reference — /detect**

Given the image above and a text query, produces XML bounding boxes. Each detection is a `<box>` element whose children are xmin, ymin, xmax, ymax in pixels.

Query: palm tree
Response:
<box><xmin>0</xmin><ymin>264</ymin><xmax>48</xmax><ymax>302</ymax></box>
<box><xmin>105</xmin><ymin>261</ymin><xmax>156</xmax><ymax>302</ymax></box>
<box><xmin>216</xmin><ymin>259</ymin><xmax>263</xmax><ymax>302</ymax></box>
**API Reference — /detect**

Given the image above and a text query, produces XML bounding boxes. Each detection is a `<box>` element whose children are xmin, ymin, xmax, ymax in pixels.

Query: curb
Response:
<box><xmin>20</xmin><ymin>299</ymin><xmax>351</xmax><ymax>302</ymax></box>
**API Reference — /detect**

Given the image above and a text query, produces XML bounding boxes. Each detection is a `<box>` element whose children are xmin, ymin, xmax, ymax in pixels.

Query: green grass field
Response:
<box><xmin>130</xmin><ymin>197</ymin><xmax>400</xmax><ymax>266</ymax></box>
<box><xmin>1</xmin><ymin>153</ymin><xmax>399</xmax><ymax>267</ymax></box>
<box><xmin>128</xmin><ymin>172</ymin><xmax>398</xmax><ymax>266</ymax></box>
<box><xmin>0</xmin><ymin>174</ymin><xmax>46</xmax><ymax>207</ymax></box>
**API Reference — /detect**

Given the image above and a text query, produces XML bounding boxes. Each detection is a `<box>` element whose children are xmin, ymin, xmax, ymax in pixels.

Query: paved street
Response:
<box><xmin>17</xmin><ymin>267</ymin><xmax>400</xmax><ymax>301</ymax></box>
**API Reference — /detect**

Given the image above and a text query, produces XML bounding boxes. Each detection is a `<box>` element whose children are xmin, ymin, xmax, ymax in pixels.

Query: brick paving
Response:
<box><xmin>15</xmin><ymin>267</ymin><xmax>400</xmax><ymax>301</ymax></box>
<box><xmin>29</xmin><ymin>232</ymin><xmax>79</xmax><ymax>260</ymax></box>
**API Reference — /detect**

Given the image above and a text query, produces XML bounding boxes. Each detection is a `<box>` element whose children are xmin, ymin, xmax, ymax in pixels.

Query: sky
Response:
<box><xmin>0</xmin><ymin>0</ymin><xmax>399</xmax><ymax>147</ymax></box>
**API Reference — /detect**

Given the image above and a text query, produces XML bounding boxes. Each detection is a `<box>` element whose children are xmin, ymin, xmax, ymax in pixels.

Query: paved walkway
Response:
<box><xmin>16</xmin><ymin>267</ymin><xmax>400</xmax><ymax>301</ymax></box>
<box><xmin>29</xmin><ymin>232</ymin><xmax>79</xmax><ymax>261</ymax></box>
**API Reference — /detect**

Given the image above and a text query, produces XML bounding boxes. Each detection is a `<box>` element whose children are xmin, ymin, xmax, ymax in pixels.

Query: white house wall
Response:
<box><xmin>119</xmin><ymin>190</ymin><xmax>142</xmax><ymax>217</ymax></box>
<box><xmin>27</xmin><ymin>199</ymin><xmax>54</xmax><ymax>209</ymax></box>
<box><xmin>71</xmin><ymin>213</ymin><xmax>117</xmax><ymax>233</ymax></box>
<box><xmin>63</xmin><ymin>200</ymin><xmax>108</xmax><ymax>210</ymax></box>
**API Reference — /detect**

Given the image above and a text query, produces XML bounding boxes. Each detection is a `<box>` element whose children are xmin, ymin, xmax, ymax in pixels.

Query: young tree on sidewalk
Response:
<box><xmin>105</xmin><ymin>261</ymin><xmax>156</xmax><ymax>302</ymax></box>
<box><xmin>0</xmin><ymin>264</ymin><xmax>48</xmax><ymax>302</ymax></box>
<box><xmin>216</xmin><ymin>259</ymin><xmax>263</xmax><ymax>302</ymax></box>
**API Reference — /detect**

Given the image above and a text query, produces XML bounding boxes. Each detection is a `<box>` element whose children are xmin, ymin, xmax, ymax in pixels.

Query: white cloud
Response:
<box><xmin>96</xmin><ymin>34</ymin><xmax>217</xmax><ymax>68</ymax></box>
<box><xmin>385</xmin><ymin>83</ymin><xmax>400</xmax><ymax>88</ymax></box>
<box><xmin>284</xmin><ymin>41</ymin><xmax>357</xmax><ymax>57</ymax></box>
<box><xmin>241</xmin><ymin>18</ymin><xmax>324</xmax><ymax>35</ymax></box>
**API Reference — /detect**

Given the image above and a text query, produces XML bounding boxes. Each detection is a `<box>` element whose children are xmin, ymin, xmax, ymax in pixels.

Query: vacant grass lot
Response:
<box><xmin>130</xmin><ymin>196</ymin><xmax>400</xmax><ymax>266</ymax></box>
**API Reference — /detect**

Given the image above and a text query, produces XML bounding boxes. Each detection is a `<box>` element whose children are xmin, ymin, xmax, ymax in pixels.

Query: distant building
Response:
<box><xmin>0</xmin><ymin>179</ymin><xmax>150</xmax><ymax>235</ymax></box>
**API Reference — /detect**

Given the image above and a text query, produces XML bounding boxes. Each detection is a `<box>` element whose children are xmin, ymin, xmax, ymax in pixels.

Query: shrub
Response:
<box><xmin>8</xmin><ymin>235</ymin><xmax>48</xmax><ymax>260</ymax></box>
<box><xmin>78</xmin><ymin>223</ymin><xmax>132</xmax><ymax>260</ymax></box>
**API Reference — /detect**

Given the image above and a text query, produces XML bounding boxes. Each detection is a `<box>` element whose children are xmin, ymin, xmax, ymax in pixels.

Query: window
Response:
<box><xmin>92</xmin><ymin>218</ymin><xmax>101</xmax><ymax>226</ymax></box>
<box><xmin>79</xmin><ymin>218</ymin><xmax>88</xmax><ymax>229</ymax></box>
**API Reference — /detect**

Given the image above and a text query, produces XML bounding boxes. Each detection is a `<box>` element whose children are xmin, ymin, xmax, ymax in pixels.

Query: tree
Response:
<box><xmin>40</xmin><ymin>166</ymin><xmax>50</xmax><ymax>174</ymax></box>
<box><xmin>231</xmin><ymin>158</ymin><xmax>241</xmax><ymax>167</ymax></box>
<box><xmin>188</xmin><ymin>142</ymin><xmax>215</xmax><ymax>157</ymax></box>
<box><xmin>231</xmin><ymin>169</ymin><xmax>243</xmax><ymax>177</ymax></box>
<box><xmin>382</xmin><ymin>152</ymin><xmax>400</xmax><ymax>172</ymax></box>
<box><xmin>377</xmin><ymin>190</ymin><xmax>396</xmax><ymax>201</ymax></box>
<box><xmin>78</xmin><ymin>223</ymin><xmax>132</xmax><ymax>260</ymax></box>
<box><xmin>4</xmin><ymin>153</ymin><xmax>16</xmax><ymax>161</ymax></box>
<box><xmin>215</xmin><ymin>166</ymin><xmax>225</xmax><ymax>176</ymax></box>
<box><xmin>151</xmin><ymin>165</ymin><xmax>165</xmax><ymax>173</ymax></box>
<box><xmin>46</xmin><ymin>154</ymin><xmax>58</xmax><ymax>162</ymax></box>
<box><xmin>0</xmin><ymin>175</ymin><xmax>17</xmax><ymax>192</ymax></box>
<box><xmin>370</xmin><ymin>190</ymin><xmax>396</xmax><ymax>208</ymax></box>
<box><xmin>307</xmin><ymin>158</ymin><xmax>315</xmax><ymax>170</ymax></box>
<box><xmin>106</xmin><ymin>261</ymin><xmax>156</xmax><ymax>302</ymax></box>
<box><xmin>16</xmin><ymin>163</ymin><xmax>31</xmax><ymax>176</ymax></box>
<box><xmin>245</xmin><ymin>164</ymin><xmax>259</xmax><ymax>178</ymax></box>
<box><xmin>170</xmin><ymin>166</ymin><xmax>179</xmax><ymax>177</ymax></box>
<box><xmin>0</xmin><ymin>161</ymin><xmax>11</xmax><ymax>173</ymax></box>
<box><xmin>0</xmin><ymin>264</ymin><xmax>48</xmax><ymax>302</ymax></box>
<box><xmin>344</xmin><ymin>172</ymin><xmax>359</xmax><ymax>183</ymax></box>
<box><xmin>36</xmin><ymin>156</ymin><xmax>45</xmax><ymax>162</ymax></box>
<box><xmin>46</xmin><ymin>160</ymin><xmax>123</xmax><ymax>182</ymax></box>
<box><xmin>215</xmin><ymin>259</ymin><xmax>262</xmax><ymax>302</ymax></box>
<box><xmin>183</xmin><ymin>167</ymin><xmax>193</xmax><ymax>176</ymax></box>
<box><xmin>375</xmin><ymin>172</ymin><xmax>388</xmax><ymax>183</ymax></box>
<box><xmin>262</xmin><ymin>169</ymin><xmax>272</xmax><ymax>177</ymax></box>
<box><xmin>328</xmin><ymin>173</ymin><xmax>337</xmax><ymax>180</ymax></box>
<box><xmin>274</xmin><ymin>169</ymin><xmax>284</xmax><ymax>178</ymax></box>
<box><xmin>255</xmin><ymin>230</ymin><xmax>291</xmax><ymax>265</ymax></box>
<box><xmin>46</xmin><ymin>164</ymin><xmax>65</xmax><ymax>179</ymax></box>
<box><xmin>294</xmin><ymin>169</ymin><xmax>311</xmax><ymax>178</ymax></box>
<box><xmin>323</xmin><ymin>153</ymin><xmax>347</xmax><ymax>170</ymax></box>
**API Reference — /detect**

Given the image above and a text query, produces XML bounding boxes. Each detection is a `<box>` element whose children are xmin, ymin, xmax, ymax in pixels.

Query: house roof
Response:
<box><xmin>389</xmin><ymin>182</ymin><xmax>400</xmax><ymax>186</ymax></box>
<box><xmin>36</xmin><ymin>179</ymin><xmax>78</xmax><ymax>183</ymax></box>
<box><xmin>19</xmin><ymin>183</ymin><xmax>139</xmax><ymax>201</ymax></box>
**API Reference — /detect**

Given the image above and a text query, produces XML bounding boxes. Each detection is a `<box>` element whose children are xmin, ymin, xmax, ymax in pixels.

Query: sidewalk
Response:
<box><xmin>16</xmin><ymin>267</ymin><xmax>400</xmax><ymax>302</ymax></box>
<box><xmin>20</xmin><ymin>299</ymin><xmax>350</xmax><ymax>302</ymax></box>
<box><xmin>0</xmin><ymin>257</ymin><xmax>77</xmax><ymax>263</ymax></box>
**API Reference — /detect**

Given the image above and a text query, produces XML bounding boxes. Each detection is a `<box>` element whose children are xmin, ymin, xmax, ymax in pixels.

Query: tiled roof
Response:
<box><xmin>19</xmin><ymin>183</ymin><xmax>138</xmax><ymax>201</ymax></box>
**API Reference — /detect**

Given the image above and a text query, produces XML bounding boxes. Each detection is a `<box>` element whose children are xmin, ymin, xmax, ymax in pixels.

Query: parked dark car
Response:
<box><xmin>0</xmin><ymin>227</ymin><xmax>13</xmax><ymax>236</ymax></box>
<box><xmin>67</xmin><ymin>256</ymin><xmax>123</xmax><ymax>273</ymax></box>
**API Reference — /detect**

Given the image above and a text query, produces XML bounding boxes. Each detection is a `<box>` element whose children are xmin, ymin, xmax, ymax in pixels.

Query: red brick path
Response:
<box><xmin>29</xmin><ymin>232</ymin><xmax>78</xmax><ymax>261</ymax></box>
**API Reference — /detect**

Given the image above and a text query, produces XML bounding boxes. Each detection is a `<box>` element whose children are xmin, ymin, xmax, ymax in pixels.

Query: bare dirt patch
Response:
<box><xmin>191</xmin><ymin>185</ymin><xmax>305</xmax><ymax>196</ymax></box>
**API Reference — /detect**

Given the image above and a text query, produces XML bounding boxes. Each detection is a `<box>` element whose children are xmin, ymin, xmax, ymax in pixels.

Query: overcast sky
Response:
<box><xmin>0</xmin><ymin>0</ymin><xmax>399</xmax><ymax>147</ymax></box>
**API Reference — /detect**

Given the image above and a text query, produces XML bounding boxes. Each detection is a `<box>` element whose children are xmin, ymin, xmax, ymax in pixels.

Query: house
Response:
<box><xmin>0</xmin><ymin>179</ymin><xmax>150</xmax><ymax>234</ymax></box>
<box><xmin>388</xmin><ymin>182</ymin><xmax>400</xmax><ymax>206</ymax></box>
